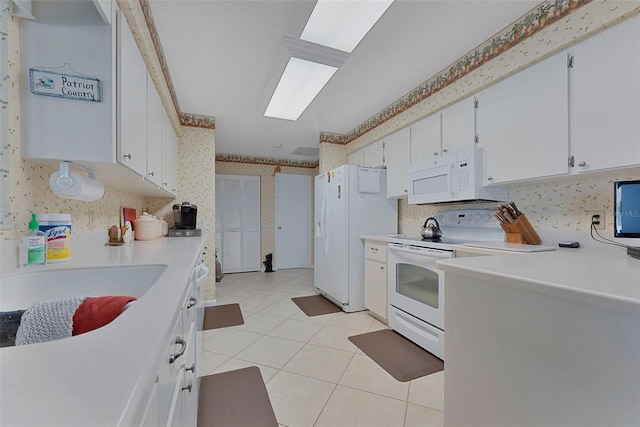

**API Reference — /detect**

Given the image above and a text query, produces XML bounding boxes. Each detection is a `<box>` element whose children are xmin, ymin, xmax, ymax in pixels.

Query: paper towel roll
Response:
<box><xmin>50</xmin><ymin>171</ymin><xmax>104</xmax><ymax>201</ymax></box>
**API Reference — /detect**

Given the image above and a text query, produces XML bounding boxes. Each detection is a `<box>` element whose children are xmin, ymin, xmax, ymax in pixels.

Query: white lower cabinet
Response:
<box><xmin>156</xmin><ymin>279</ymin><xmax>199</xmax><ymax>426</ymax></box>
<box><xmin>364</xmin><ymin>240</ymin><xmax>388</xmax><ymax>322</ymax></box>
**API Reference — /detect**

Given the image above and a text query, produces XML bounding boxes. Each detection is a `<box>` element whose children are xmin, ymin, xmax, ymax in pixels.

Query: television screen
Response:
<box><xmin>614</xmin><ymin>180</ymin><xmax>640</xmax><ymax>238</ymax></box>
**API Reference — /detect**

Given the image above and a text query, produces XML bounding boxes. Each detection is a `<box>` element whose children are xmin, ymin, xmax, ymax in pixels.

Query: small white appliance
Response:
<box><xmin>387</xmin><ymin>209</ymin><xmax>503</xmax><ymax>360</ymax></box>
<box><xmin>408</xmin><ymin>147</ymin><xmax>508</xmax><ymax>205</ymax></box>
<box><xmin>314</xmin><ymin>165</ymin><xmax>398</xmax><ymax>312</ymax></box>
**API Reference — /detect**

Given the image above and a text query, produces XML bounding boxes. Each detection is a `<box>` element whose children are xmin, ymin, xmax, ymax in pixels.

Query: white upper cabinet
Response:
<box><xmin>146</xmin><ymin>75</ymin><xmax>163</xmax><ymax>186</ymax></box>
<box><xmin>161</xmin><ymin>109</ymin><xmax>178</xmax><ymax>195</ymax></box>
<box><xmin>363</xmin><ymin>139</ymin><xmax>385</xmax><ymax>167</ymax></box>
<box><xmin>410</xmin><ymin>113</ymin><xmax>441</xmax><ymax>166</ymax></box>
<box><xmin>441</xmin><ymin>97</ymin><xmax>476</xmax><ymax>155</ymax></box>
<box><xmin>21</xmin><ymin>4</ymin><xmax>177</xmax><ymax>198</ymax></box>
<box><xmin>476</xmin><ymin>52</ymin><xmax>569</xmax><ymax>185</ymax></box>
<box><xmin>385</xmin><ymin>127</ymin><xmax>411</xmax><ymax>198</ymax></box>
<box><xmin>117</xmin><ymin>10</ymin><xmax>148</xmax><ymax>176</ymax></box>
<box><xmin>568</xmin><ymin>15</ymin><xmax>640</xmax><ymax>173</ymax></box>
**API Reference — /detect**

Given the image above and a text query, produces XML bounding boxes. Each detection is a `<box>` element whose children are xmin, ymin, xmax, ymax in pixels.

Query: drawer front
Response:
<box><xmin>365</xmin><ymin>241</ymin><xmax>387</xmax><ymax>262</ymax></box>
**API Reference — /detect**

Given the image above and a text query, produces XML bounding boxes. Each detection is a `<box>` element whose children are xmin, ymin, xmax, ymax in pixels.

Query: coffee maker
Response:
<box><xmin>173</xmin><ymin>202</ymin><xmax>198</xmax><ymax>229</ymax></box>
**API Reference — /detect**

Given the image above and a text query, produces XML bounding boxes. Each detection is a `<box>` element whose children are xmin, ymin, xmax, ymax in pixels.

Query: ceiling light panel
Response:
<box><xmin>300</xmin><ymin>0</ymin><xmax>394</xmax><ymax>53</ymax></box>
<box><xmin>264</xmin><ymin>57</ymin><xmax>338</xmax><ymax>121</ymax></box>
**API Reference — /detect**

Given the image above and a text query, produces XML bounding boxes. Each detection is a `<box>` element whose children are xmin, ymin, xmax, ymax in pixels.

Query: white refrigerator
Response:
<box><xmin>314</xmin><ymin>165</ymin><xmax>397</xmax><ymax>312</ymax></box>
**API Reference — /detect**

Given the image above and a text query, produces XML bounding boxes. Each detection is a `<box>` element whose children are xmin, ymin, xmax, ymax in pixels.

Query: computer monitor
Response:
<box><xmin>614</xmin><ymin>180</ymin><xmax>640</xmax><ymax>238</ymax></box>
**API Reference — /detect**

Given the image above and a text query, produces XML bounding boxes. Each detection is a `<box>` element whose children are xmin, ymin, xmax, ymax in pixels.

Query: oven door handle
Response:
<box><xmin>389</xmin><ymin>244</ymin><xmax>452</xmax><ymax>259</ymax></box>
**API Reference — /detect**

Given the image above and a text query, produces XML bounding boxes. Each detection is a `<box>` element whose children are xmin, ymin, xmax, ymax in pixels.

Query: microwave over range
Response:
<box><xmin>408</xmin><ymin>147</ymin><xmax>508</xmax><ymax>204</ymax></box>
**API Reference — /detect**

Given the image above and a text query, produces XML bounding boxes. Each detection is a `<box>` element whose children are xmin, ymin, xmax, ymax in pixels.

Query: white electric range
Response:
<box><xmin>387</xmin><ymin>209</ymin><xmax>504</xmax><ymax>360</ymax></box>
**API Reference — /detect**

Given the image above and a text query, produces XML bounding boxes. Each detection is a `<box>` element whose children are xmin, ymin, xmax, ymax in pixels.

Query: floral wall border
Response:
<box><xmin>216</xmin><ymin>154</ymin><xmax>319</xmax><ymax>169</ymax></box>
<box><xmin>319</xmin><ymin>0</ymin><xmax>591</xmax><ymax>146</ymax></box>
<box><xmin>138</xmin><ymin>0</ymin><xmax>215</xmax><ymax>130</ymax></box>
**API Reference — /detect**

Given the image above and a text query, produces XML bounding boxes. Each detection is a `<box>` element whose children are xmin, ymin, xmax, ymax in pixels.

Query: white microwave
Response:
<box><xmin>408</xmin><ymin>147</ymin><xmax>508</xmax><ymax>204</ymax></box>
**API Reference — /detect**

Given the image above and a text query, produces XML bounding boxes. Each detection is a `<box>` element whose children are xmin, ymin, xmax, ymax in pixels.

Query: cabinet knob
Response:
<box><xmin>404</xmin><ymin>189</ymin><xmax>408</xmax><ymax>193</ymax></box>
<box><xmin>123</xmin><ymin>153</ymin><xmax>132</xmax><ymax>160</ymax></box>
<box><xmin>578</xmin><ymin>161</ymin><xmax>587</xmax><ymax>167</ymax></box>
<box><xmin>442</xmin><ymin>148</ymin><xmax>448</xmax><ymax>153</ymax></box>
<box><xmin>162</xmin><ymin>182</ymin><xmax>168</xmax><ymax>186</ymax></box>
<box><xmin>147</xmin><ymin>171</ymin><xmax>155</xmax><ymax>177</ymax></box>
<box><xmin>487</xmin><ymin>176</ymin><xmax>493</xmax><ymax>181</ymax></box>
<box><xmin>380</xmin><ymin>266</ymin><xmax>384</xmax><ymax>270</ymax></box>
<box><xmin>433</xmin><ymin>152</ymin><xmax>439</xmax><ymax>156</ymax></box>
<box><xmin>370</xmin><ymin>247</ymin><xmax>378</xmax><ymax>253</ymax></box>
<box><xmin>278</xmin><ymin>226</ymin><xmax>282</xmax><ymax>230</ymax></box>
<box><xmin>182</xmin><ymin>381</ymin><xmax>193</xmax><ymax>393</ymax></box>
<box><xmin>186</xmin><ymin>364</ymin><xmax>196</xmax><ymax>373</ymax></box>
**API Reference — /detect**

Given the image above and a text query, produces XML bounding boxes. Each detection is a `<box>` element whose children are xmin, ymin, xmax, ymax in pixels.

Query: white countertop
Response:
<box><xmin>437</xmin><ymin>247</ymin><xmax>640</xmax><ymax>314</ymax></box>
<box><xmin>360</xmin><ymin>234</ymin><xmax>402</xmax><ymax>243</ymax></box>
<box><xmin>0</xmin><ymin>232</ymin><xmax>206</xmax><ymax>426</ymax></box>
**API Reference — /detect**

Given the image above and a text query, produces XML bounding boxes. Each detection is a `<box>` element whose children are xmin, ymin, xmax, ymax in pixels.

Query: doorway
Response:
<box><xmin>275</xmin><ymin>173</ymin><xmax>312</xmax><ymax>269</ymax></box>
<box><xmin>215</xmin><ymin>174</ymin><xmax>261</xmax><ymax>273</ymax></box>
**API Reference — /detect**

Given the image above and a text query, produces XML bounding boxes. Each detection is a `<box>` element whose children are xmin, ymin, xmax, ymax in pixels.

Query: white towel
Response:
<box><xmin>15</xmin><ymin>296</ymin><xmax>87</xmax><ymax>346</ymax></box>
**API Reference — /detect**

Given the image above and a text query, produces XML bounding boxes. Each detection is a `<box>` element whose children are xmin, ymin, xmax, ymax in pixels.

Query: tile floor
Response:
<box><xmin>198</xmin><ymin>268</ymin><xmax>445</xmax><ymax>427</ymax></box>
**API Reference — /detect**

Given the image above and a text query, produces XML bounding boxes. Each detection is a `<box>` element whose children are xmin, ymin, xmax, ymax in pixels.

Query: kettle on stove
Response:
<box><xmin>420</xmin><ymin>217</ymin><xmax>442</xmax><ymax>241</ymax></box>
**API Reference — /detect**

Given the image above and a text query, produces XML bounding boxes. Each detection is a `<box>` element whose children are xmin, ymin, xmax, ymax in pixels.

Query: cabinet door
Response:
<box><xmin>348</xmin><ymin>149</ymin><xmax>364</xmax><ymax>166</ymax></box>
<box><xmin>385</xmin><ymin>128</ymin><xmax>411</xmax><ymax>198</ymax></box>
<box><xmin>364</xmin><ymin>260</ymin><xmax>387</xmax><ymax>320</ymax></box>
<box><xmin>569</xmin><ymin>15</ymin><xmax>640</xmax><ymax>173</ymax></box>
<box><xmin>161</xmin><ymin>109</ymin><xmax>179</xmax><ymax>195</ymax></box>
<box><xmin>410</xmin><ymin>113</ymin><xmax>441</xmax><ymax>166</ymax></box>
<box><xmin>363</xmin><ymin>139</ymin><xmax>385</xmax><ymax>167</ymax></box>
<box><xmin>158</xmin><ymin>310</ymin><xmax>184</xmax><ymax>426</ymax></box>
<box><xmin>146</xmin><ymin>76</ymin><xmax>163</xmax><ymax>186</ymax></box>
<box><xmin>241</xmin><ymin>176</ymin><xmax>261</xmax><ymax>271</ymax></box>
<box><xmin>139</xmin><ymin>378</ymin><xmax>159</xmax><ymax>427</ymax></box>
<box><xmin>441</xmin><ymin>97</ymin><xmax>476</xmax><ymax>155</ymax></box>
<box><xmin>476</xmin><ymin>52</ymin><xmax>569</xmax><ymax>185</ymax></box>
<box><xmin>117</xmin><ymin>11</ymin><xmax>147</xmax><ymax>176</ymax></box>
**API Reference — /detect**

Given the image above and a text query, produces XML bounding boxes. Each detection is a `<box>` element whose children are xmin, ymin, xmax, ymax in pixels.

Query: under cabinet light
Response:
<box><xmin>264</xmin><ymin>57</ymin><xmax>338</xmax><ymax>121</ymax></box>
<box><xmin>300</xmin><ymin>0</ymin><xmax>394</xmax><ymax>53</ymax></box>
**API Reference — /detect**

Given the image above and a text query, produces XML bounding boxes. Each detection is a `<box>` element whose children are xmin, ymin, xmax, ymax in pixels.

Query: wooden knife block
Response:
<box><xmin>500</xmin><ymin>214</ymin><xmax>541</xmax><ymax>245</ymax></box>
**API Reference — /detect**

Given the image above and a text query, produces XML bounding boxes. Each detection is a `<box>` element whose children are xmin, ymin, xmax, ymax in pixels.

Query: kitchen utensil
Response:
<box><xmin>420</xmin><ymin>217</ymin><xmax>442</xmax><ymax>240</ymax></box>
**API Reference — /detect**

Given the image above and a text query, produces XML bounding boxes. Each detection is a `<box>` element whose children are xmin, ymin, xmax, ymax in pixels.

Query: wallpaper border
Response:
<box><xmin>138</xmin><ymin>0</ymin><xmax>215</xmax><ymax>130</ymax></box>
<box><xmin>216</xmin><ymin>154</ymin><xmax>318</xmax><ymax>169</ymax></box>
<box><xmin>319</xmin><ymin>0</ymin><xmax>591</xmax><ymax>145</ymax></box>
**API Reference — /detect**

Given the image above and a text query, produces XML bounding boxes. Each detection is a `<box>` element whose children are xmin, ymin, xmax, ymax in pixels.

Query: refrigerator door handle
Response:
<box><xmin>322</xmin><ymin>189</ymin><xmax>328</xmax><ymax>258</ymax></box>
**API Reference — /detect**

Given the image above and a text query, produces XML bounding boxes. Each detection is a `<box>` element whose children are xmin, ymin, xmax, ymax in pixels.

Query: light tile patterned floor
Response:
<box><xmin>198</xmin><ymin>268</ymin><xmax>444</xmax><ymax>427</ymax></box>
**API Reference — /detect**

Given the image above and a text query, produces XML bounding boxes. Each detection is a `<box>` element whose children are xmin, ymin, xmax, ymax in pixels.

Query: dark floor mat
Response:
<box><xmin>198</xmin><ymin>366</ymin><xmax>278</xmax><ymax>427</ymax></box>
<box><xmin>202</xmin><ymin>303</ymin><xmax>244</xmax><ymax>330</ymax></box>
<box><xmin>348</xmin><ymin>329</ymin><xmax>444</xmax><ymax>382</ymax></box>
<box><xmin>291</xmin><ymin>295</ymin><xmax>342</xmax><ymax>316</ymax></box>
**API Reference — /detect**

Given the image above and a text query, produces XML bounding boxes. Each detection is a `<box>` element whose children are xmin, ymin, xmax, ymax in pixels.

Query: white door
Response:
<box><xmin>216</xmin><ymin>174</ymin><xmax>261</xmax><ymax>273</ymax></box>
<box><xmin>275</xmin><ymin>173</ymin><xmax>311</xmax><ymax>269</ymax></box>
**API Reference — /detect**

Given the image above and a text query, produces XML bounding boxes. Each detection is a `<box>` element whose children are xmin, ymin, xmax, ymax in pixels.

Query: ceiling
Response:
<box><xmin>148</xmin><ymin>0</ymin><xmax>541</xmax><ymax>162</ymax></box>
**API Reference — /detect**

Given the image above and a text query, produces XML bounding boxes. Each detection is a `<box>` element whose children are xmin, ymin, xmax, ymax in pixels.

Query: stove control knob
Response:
<box><xmin>474</xmin><ymin>214</ymin><xmax>481</xmax><ymax>221</ymax></box>
<box><xmin>483</xmin><ymin>214</ymin><xmax>491</xmax><ymax>221</ymax></box>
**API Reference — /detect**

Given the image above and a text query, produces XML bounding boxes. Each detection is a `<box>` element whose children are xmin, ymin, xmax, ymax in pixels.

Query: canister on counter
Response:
<box><xmin>36</xmin><ymin>213</ymin><xmax>72</xmax><ymax>262</ymax></box>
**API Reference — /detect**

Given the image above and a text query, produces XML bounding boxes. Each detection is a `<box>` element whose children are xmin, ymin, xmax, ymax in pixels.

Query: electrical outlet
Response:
<box><xmin>588</xmin><ymin>210</ymin><xmax>605</xmax><ymax>230</ymax></box>
<box><xmin>88</xmin><ymin>209</ymin><xmax>95</xmax><ymax>229</ymax></box>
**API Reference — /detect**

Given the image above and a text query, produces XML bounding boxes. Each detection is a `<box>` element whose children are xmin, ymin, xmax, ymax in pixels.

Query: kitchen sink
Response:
<box><xmin>0</xmin><ymin>264</ymin><xmax>167</xmax><ymax>311</ymax></box>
